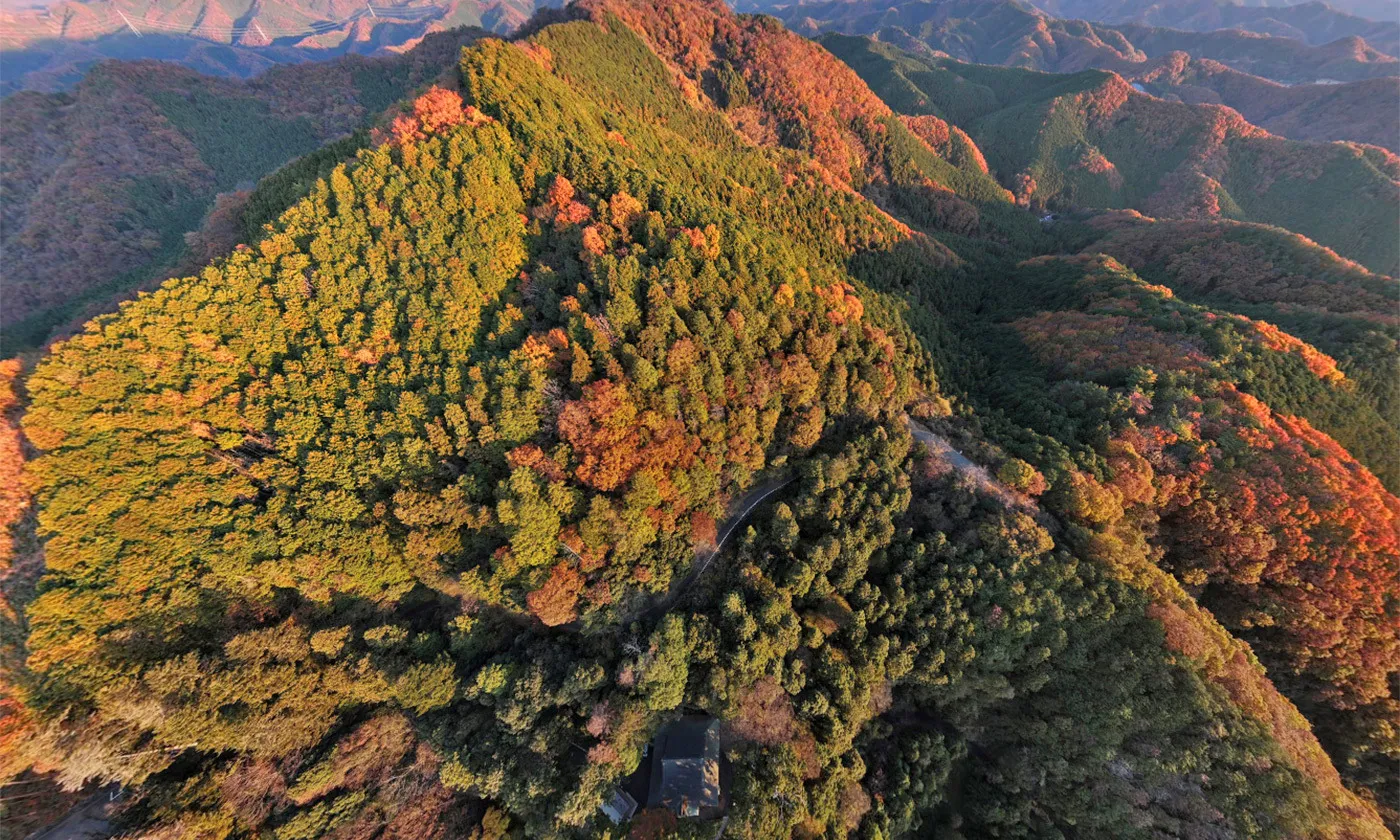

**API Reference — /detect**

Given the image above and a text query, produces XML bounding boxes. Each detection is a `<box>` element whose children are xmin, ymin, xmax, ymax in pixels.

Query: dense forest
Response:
<box><xmin>0</xmin><ymin>26</ymin><xmax>486</xmax><ymax>357</ymax></box>
<box><xmin>1</xmin><ymin>0</ymin><xmax>1396</xmax><ymax>838</ymax></box>
<box><xmin>927</xmin><ymin>252</ymin><xmax>1400</xmax><ymax>816</ymax></box>
<box><xmin>1078</xmin><ymin>211</ymin><xmax>1400</xmax><ymax>478</ymax></box>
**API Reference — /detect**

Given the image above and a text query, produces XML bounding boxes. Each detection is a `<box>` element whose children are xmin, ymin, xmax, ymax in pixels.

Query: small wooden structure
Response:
<box><xmin>599</xmin><ymin>787</ymin><xmax>638</xmax><ymax>824</ymax></box>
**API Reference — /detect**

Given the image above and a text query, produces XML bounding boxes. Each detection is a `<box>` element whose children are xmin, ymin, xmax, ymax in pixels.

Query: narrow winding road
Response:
<box><xmin>693</xmin><ymin>477</ymin><xmax>794</xmax><ymax>576</ymax></box>
<box><xmin>635</xmin><ymin>474</ymin><xmax>793</xmax><ymax>624</ymax></box>
<box><xmin>638</xmin><ymin>419</ymin><xmax>1027</xmax><ymax>626</ymax></box>
<box><xmin>24</xmin><ymin>786</ymin><xmax>121</xmax><ymax>840</ymax></box>
<box><xmin>905</xmin><ymin>416</ymin><xmax>1035</xmax><ymax>513</ymax></box>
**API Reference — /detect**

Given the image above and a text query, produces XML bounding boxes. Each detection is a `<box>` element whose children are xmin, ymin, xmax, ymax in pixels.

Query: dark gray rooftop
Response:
<box><xmin>659</xmin><ymin>716</ymin><xmax>720</xmax><ymax>761</ymax></box>
<box><xmin>647</xmin><ymin>716</ymin><xmax>722</xmax><ymax>816</ymax></box>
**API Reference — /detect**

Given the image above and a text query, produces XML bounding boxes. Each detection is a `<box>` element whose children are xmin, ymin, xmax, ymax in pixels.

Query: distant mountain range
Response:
<box><xmin>766</xmin><ymin>0</ymin><xmax>1400</xmax><ymax>151</ymax></box>
<box><xmin>1134</xmin><ymin>54</ymin><xmax>1399</xmax><ymax>151</ymax></box>
<box><xmin>825</xmin><ymin>33</ymin><xmax>1400</xmax><ymax>274</ymax></box>
<box><xmin>0</xmin><ymin>0</ymin><xmax>539</xmax><ymax>93</ymax></box>
<box><xmin>1302</xmin><ymin>0</ymin><xmax>1399</xmax><ymax>20</ymax></box>
<box><xmin>1110</xmin><ymin>22</ymin><xmax>1398</xmax><ymax>81</ymax></box>
<box><xmin>6</xmin><ymin>0</ymin><xmax>1398</xmax><ymax>94</ymax></box>
<box><xmin>1025</xmin><ymin>0</ymin><xmax>1400</xmax><ymax>47</ymax></box>
<box><xmin>774</xmin><ymin>0</ymin><xmax>1399</xmax><ymax>79</ymax></box>
<box><xmin>748</xmin><ymin>0</ymin><xmax>1400</xmax><ymax>52</ymax></box>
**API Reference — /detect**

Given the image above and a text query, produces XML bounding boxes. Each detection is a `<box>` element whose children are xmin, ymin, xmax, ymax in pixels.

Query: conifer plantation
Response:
<box><xmin>1</xmin><ymin>1</ymin><xmax>1396</xmax><ymax>838</ymax></box>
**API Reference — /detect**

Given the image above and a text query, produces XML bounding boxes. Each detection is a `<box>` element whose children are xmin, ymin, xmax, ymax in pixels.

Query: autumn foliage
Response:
<box><xmin>387</xmin><ymin>86</ymin><xmax>492</xmax><ymax>145</ymax></box>
<box><xmin>557</xmin><ymin>379</ymin><xmax>699</xmax><ymax>493</ymax></box>
<box><xmin>1127</xmin><ymin>391</ymin><xmax>1399</xmax><ymax>706</ymax></box>
<box><xmin>579</xmin><ymin>0</ymin><xmax>894</xmax><ymax>182</ymax></box>
<box><xmin>0</xmin><ymin>361</ymin><xmax>28</xmax><ymax>572</ymax></box>
<box><xmin>4</xmin><ymin>2</ymin><xmax>1397</xmax><ymax>838</ymax></box>
<box><xmin>526</xmin><ymin>562</ymin><xmax>586</xmax><ymax>626</ymax></box>
<box><xmin>1015</xmin><ymin>267</ymin><xmax>1399</xmax><ymax>713</ymax></box>
<box><xmin>1003</xmin><ymin>256</ymin><xmax>1398</xmax><ymax>827</ymax></box>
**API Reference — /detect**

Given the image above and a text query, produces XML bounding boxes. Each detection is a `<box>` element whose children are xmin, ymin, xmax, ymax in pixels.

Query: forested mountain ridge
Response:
<box><xmin>0</xmin><ymin>26</ymin><xmax>486</xmax><ymax>357</ymax></box>
<box><xmin>824</xmin><ymin>34</ymin><xmax>1400</xmax><ymax>276</ymax></box>
<box><xmin>1072</xmin><ymin>211</ymin><xmax>1400</xmax><ymax>482</ymax></box>
<box><xmin>1</xmin><ymin>0</ymin><xmax>1396</xmax><ymax>837</ymax></box>
<box><xmin>938</xmin><ymin>248</ymin><xmax>1400</xmax><ymax>826</ymax></box>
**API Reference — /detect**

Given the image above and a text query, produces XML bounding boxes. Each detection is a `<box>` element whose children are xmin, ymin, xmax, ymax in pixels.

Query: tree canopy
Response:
<box><xmin>3</xmin><ymin>1</ymin><xmax>1396</xmax><ymax>838</ymax></box>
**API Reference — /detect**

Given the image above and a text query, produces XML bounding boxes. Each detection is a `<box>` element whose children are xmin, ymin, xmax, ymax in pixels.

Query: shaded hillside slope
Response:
<box><xmin>926</xmin><ymin>251</ymin><xmax>1400</xmax><ymax>828</ymax></box>
<box><xmin>825</xmin><ymin>34</ymin><xmax>1400</xmax><ymax>275</ymax></box>
<box><xmin>0</xmin><ymin>26</ymin><xmax>485</xmax><ymax>355</ymax></box>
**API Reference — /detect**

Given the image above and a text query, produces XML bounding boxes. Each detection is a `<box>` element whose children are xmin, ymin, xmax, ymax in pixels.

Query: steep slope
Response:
<box><xmin>5</xmin><ymin>1</ymin><xmax>1393</xmax><ymax>838</ymax></box>
<box><xmin>0</xmin><ymin>26</ymin><xmax>484</xmax><ymax>356</ymax></box>
<box><xmin>0</xmin><ymin>0</ymin><xmax>533</xmax><ymax>94</ymax></box>
<box><xmin>932</xmin><ymin>251</ymin><xmax>1400</xmax><ymax>829</ymax></box>
<box><xmin>1075</xmin><ymin>212</ymin><xmax>1400</xmax><ymax>472</ymax></box>
<box><xmin>825</xmin><ymin>34</ymin><xmax>1400</xmax><ymax>275</ymax></box>
<box><xmin>556</xmin><ymin>0</ymin><xmax>1034</xmax><ymax>250</ymax></box>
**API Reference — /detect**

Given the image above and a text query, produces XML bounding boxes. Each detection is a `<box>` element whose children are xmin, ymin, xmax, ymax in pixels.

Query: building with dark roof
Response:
<box><xmin>646</xmin><ymin>716</ymin><xmax>723</xmax><ymax>819</ymax></box>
